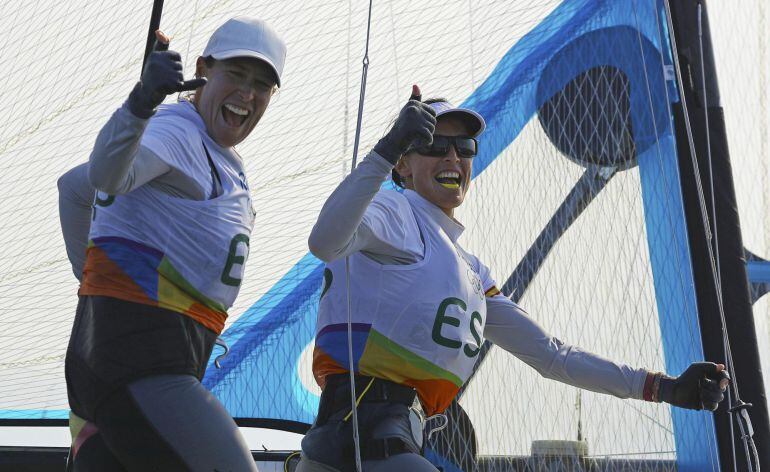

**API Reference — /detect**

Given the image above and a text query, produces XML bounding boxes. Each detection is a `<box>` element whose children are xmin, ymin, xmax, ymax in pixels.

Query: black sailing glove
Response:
<box><xmin>127</xmin><ymin>33</ymin><xmax>207</xmax><ymax>119</ymax></box>
<box><xmin>373</xmin><ymin>85</ymin><xmax>437</xmax><ymax>165</ymax></box>
<box><xmin>658</xmin><ymin>362</ymin><xmax>730</xmax><ymax>411</ymax></box>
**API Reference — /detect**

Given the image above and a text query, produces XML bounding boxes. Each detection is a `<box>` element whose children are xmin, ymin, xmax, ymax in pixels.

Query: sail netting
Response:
<box><xmin>1</xmin><ymin>0</ymin><xmax>768</xmax><ymax>470</ymax></box>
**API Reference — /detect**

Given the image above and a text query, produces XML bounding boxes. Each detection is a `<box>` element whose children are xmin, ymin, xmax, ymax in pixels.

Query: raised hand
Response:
<box><xmin>128</xmin><ymin>30</ymin><xmax>207</xmax><ymax>119</ymax></box>
<box><xmin>373</xmin><ymin>84</ymin><xmax>437</xmax><ymax>164</ymax></box>
<box><xmin>658</xmin><ymin>362</ymin><xmax>730</xmax><ymax>411</ymax></box>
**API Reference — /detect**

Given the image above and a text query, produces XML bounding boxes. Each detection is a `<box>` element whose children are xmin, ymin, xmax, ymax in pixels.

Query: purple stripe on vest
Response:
<box><xmin>92</xmin><ymin>236</ymin><xmax>164</xmax><ymax>258</ymax></box>
<box><xmin>317</xmin><ymin>323</ymin><xmax>372</xmax><ymax>337</ymax></box>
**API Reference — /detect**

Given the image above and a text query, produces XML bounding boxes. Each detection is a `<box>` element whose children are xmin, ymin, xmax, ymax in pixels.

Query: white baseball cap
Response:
<box><xmin>428</xmin><ymin>100</ymin><xmax>486</xmax><ymax>137</ymax></box>
<box><xmin>202</xmin><ymin>17</ymin><xmax>287</xmax><ymax>87</ymax></box>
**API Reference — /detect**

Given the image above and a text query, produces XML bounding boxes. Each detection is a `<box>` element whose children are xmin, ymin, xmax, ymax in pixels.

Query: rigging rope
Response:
<box><xmin>632</xmin><ymin>3</ymin><xmax>721</xmax><ymax>467</ymax></box>
<box><xmin>696</xmin><ymin>5</ymin><xmax>760</xmax><ymax>470</ymax></box>
<box><xmin>345</xmin><ymin>1</ymin><xmax>374</xmax><ymax>470</ymax></box>
<box><xmin>663</xmin><ymin>1</ymin><xmax>760</xmax><ymax>470</ymax></box>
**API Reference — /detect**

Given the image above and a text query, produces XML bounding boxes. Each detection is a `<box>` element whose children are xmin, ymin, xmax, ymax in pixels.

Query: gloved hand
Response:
<box><xmin>373</xmin><ymin>84</ymin><xmax>437</xmax><ymax>165</ymax></box>
<box><xmin>127</xmin><ymin>31</ymin><xmax>207</xmax><ymax>119</ymax></box>
<box><xmin>658</xmin><ymin>362</ymin><xmax>730</xmax><ymax>411</ymax></box>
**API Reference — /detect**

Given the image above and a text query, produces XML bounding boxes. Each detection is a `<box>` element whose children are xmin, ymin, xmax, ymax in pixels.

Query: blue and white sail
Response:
<box><xmin>0</xmin><ymin>0</ymin><xmax>768</xmax><ymax>470</ymax></box>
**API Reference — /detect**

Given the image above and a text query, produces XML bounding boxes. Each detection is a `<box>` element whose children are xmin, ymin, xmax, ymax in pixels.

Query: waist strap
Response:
<box><xmin>317</xmin><ymin>374</ymin><xmax>416</xmax><ymax>426</ymax></box>
<box><xmin>344</xmin><ymin>436</ymin><xmax>418</xmax><ymax>461</ymax></box>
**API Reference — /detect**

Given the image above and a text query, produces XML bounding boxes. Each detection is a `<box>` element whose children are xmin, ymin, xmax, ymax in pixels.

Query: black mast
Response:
<box><xmin>667</xmin><ymin>1</ymin><xmax>769</xmax><ymax>470</ymax></box>
<box><xmin>142</xmin><ymin>0</ymin><xmax>165</xmax><ymax>75</ymax></box>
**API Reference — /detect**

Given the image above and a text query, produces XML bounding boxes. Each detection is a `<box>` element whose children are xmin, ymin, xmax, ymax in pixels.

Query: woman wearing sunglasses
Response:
<box><xmin>299</xmin><ymin>85</ymin><xmax>729</xmax><ymax>471</ymax></box>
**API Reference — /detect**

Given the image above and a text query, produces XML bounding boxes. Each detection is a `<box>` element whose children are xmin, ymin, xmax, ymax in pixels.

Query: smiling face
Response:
<box><xmin>193</xmin><ymin>56</ymin><xmax>277</xmax><ymax>147</ymax></box>
<box><xmin>395</xmin><ymin>117</ymin><xmax>474</xmax><ymax>217</ymax></box>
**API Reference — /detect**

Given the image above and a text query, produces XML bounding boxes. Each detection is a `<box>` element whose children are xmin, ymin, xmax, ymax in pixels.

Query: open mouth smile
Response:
<box><xmin>435</xmin><ymin>170</ymin><xmax>462</xmax><ymax>189</ymax></box>
<box><xmin>221</xmin><ymin>103</ymin><xmax>250</xmax><ymax>127</ymax></box>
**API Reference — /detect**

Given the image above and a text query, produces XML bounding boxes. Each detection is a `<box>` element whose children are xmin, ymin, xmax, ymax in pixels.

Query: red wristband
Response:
<box><xmin>643</xmin><ymin>372</ymin><xmax>657</xmax><ymax>401</ymax></box>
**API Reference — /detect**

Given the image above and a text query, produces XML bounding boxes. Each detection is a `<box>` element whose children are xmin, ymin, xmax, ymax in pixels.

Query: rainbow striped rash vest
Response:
<box><xmin>80</xmin><ymin>102</ymin><xmax>255</xmax><ymax>334</ymax></box>
<box><xmin>313</xmin><ymin>190</ymin><xmax>490</xmax><ymax>415</ymax></box>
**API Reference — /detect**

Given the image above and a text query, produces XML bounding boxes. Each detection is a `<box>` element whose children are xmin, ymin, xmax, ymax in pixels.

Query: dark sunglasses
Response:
<box><xmin>410</xmin><ymin>135</ymin><xmax>478</xmax><ymax>158</ymax></box>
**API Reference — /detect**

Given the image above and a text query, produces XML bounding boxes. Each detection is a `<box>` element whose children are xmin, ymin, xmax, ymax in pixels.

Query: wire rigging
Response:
<box><xmin>662</xmin><ymin>2</ymin><xmax>739</xmax><ymax>468</ymax></box>
<box><xmin>344</xmin><ymin>1</ymin><xmax>375</xmax><ymax>470</ymax></box>
<box><xmin>632</xmin><ymin>3</ymin><xmax>721</xmax><ymax>467</ymax></box>
<box><xmin>696</xmin><ymin>5</ymin><xmax>761</xmax><ymax>471</ymax></box>
<box><xmin>663</xmin><ymin>1</ymin><xmax>760</xmax><ymax>470</ymax></box>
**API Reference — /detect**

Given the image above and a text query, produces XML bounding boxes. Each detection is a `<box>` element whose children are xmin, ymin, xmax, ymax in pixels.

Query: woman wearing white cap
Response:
<box><xmin>58</xmin><ymin>17</ymin><xmax>285</xmax><ymax>471</ymax></box>
<box><xmin>299</xmin><ymin>86</ymin><xmax>730</xmax><ymax>471</ymax></box>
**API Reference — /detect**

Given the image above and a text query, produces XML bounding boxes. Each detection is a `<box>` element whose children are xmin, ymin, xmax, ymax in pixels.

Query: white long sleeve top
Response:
<box><xmin>308</xmin><ymin>151</ymin><xmax>650</xmax><ymax>401</ymax></box>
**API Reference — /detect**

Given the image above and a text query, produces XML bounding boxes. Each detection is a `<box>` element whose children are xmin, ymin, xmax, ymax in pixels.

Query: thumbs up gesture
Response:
<box><xmin>373</xmin><ymin>84</ymin><xmax>437</xmax><ymax>164</ymax></box>
<box><xmin>128</xmin><ymin>30</ymin><xmax>207</xmax><ymax>119</ymax></box>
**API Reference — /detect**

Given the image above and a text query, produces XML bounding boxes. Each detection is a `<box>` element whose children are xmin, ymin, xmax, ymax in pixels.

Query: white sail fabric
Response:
<box><xmin>0</xmin><ymin>1</ymin><xmax>768</xmax><ymax>471</ymax></box>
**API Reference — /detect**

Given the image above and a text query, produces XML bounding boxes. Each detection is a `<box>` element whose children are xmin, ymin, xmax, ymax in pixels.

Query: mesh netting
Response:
<box><xmin>0</xmin><ymin>0</ymin><xmax>768</xmax><ymax>470</ymax></box>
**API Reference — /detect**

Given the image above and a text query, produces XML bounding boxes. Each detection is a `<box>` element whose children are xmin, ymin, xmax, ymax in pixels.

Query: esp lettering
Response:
<box><xmin>431</xmin><ymin>297</ymin><xmax>483</xmax><ymax>358</ymax></box>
